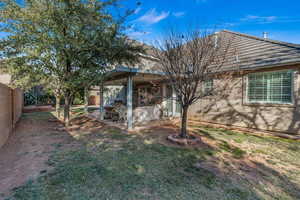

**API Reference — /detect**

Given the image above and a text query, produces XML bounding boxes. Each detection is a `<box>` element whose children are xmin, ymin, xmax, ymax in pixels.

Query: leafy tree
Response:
<box><xmin>1</xmin><ymin>58</ymin><xmax>64</xmax><ymax>116</ymax></box>
<box><xmin>0</xmin><ymin>0</ymin><xmax>143</xmax><ymax>126</ymax></box>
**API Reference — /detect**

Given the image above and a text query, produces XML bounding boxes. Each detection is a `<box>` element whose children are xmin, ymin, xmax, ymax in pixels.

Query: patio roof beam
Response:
<box><xmin>104</xmin><ymin>67</ymin><xmax>165</xmax><ymax>81</ymax></box>
<box><xmin>127</xmin><ymin>75</ymin><xmax>133</xmax><ymax>130</ymax></box>
<box><xmin>110</xmin><ymin>66</ymin><xmax>165</xmax><ymax>75</ymax></box>
<box><xmin>104</xmin><ymin>72</ymin><xmax>133</xmax><ymax>82</ymax></box>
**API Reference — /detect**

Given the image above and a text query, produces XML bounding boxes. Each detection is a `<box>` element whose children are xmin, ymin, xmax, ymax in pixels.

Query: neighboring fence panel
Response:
<box><xmin>13</xmin><ymin>88</ymin><xmax>23</xmax><ymax>125</ymax></box>
<box><xmin>0</xmin><ymin>83</ymin><xmax>12</xmax><ymax>148</ymax></box>
<box><xmin>0</xmin><ymin>83</ymin><xmax>23</xmax><ymax>148</ymax></box>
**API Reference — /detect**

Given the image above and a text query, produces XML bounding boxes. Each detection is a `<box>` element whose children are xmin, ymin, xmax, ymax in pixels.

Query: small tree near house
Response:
<box><xmin>154</xmin><ymin>29</ymin><xmax>236</xmax><ymax>139</ymax></box>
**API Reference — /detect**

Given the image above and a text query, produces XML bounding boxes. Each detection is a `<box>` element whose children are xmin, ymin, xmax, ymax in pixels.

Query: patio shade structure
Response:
<box><xmin>100</xmin><ymin>66</ymin><xmax>166</xmax><ymax>130</ymax></box>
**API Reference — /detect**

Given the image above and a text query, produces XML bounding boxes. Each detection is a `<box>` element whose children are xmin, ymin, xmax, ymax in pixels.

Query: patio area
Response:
<box><xmin>89</xmin><ymin>109</ymin><xmax>177</xmax><ymax>131</ymax></box>
<box><xmin>96</xmin><ymin>67</ymin><xmax>181</xmax><ymax>130</ymax></box>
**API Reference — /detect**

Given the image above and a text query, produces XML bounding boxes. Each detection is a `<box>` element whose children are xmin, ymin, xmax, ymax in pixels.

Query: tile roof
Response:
<box><xmin>219</xmin><ymin>30</ymin><xmax>300</xmax><ymax>71</ymax></box>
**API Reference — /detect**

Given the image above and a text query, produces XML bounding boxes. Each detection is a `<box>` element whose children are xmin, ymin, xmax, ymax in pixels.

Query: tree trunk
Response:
<box><xmin>55</xmin><ymin>96</ymin><xmax>61</xmax><ymax>119</ymax></box>
<box><xmin>64</xmin><ymin>92</ymin><xmax>71</xmax><ymax>127</ymax></box>
<box><xmin>64</xmin><ymin>54</ymin><xmax>71</xmax><ymax>126</ymax></box>
<box><xmin>84</xmin><ymin>86</ymin><xmax>89</xmax><ymax>114</ymax></box>
<box><xmin>180</xmin><ymin>106</ymin><xmax>189</xmax><ymax>138</ymax></box>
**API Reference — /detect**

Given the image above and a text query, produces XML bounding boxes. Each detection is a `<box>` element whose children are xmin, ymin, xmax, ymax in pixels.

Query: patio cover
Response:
<box><xmin>100</xmin><ymin>66</ymin><xmax>166</xmax><ymax>130</ymax></box>
<box><xmin>104</xmin><ymin>66</ymin><xmax>166</xmax><ymax>86</ymax></box>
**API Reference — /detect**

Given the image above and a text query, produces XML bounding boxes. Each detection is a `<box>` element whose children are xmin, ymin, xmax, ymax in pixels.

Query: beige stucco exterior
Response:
<box><xmin>91</xmin><ymin>64</ymin><xmax>300</xmax><ymax>135</ymax></box>
<box><xmin>189</xmin><ymin>65</ymin><xmax>300</xmax><ymax>135</ymax></box>
<box><xmin>89</xmin><ymin>86</ymin><xmax>125</xmax><ymax>106</ymax></box>
<box><xmin>88</xmin><ymin>88</ymin><xmax>100</xmax><ymax>105</ymax></box>
<box><xmin>0</xmin><ymin>74</ymin><xmax>11</xmax><ymax>85</ymax></box>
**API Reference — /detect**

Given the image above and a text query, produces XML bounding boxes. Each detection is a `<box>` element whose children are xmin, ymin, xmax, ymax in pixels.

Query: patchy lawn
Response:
<box><xmin>70</xmin><ymin>106</ymin><xmax>98</xmax><ymax>117</ymax></box>
<box><xmin>3</xmin><ymin>112</ymin><xmax>300</xmax><ymax>200</ymax></box>
<box><xmin>189</xmin><ymin>123</ymin><xmax>300</xmax><ymax>200</ymax></box>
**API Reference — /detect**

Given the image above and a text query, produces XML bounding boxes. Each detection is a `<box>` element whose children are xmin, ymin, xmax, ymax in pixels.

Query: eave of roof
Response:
<box><xmin>108</xmin><ymin>66</ymin><xmax>165</xmax><ymax>75</ymax></box>
<box><xmin>222</xmin><ymin>30</ymin><xmax>300</xmax><ymax>49</ymax></box>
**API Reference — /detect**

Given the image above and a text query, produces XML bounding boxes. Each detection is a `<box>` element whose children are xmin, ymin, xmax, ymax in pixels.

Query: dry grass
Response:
<box><xmin>5</xmin><ymin>112</ymin><xmax>300</xmax><ymax>200</ymax></box>
<box><xmin>185</xmin><ymin>122</ymin><xmax>300</xmax><ymax>200</ymax></box>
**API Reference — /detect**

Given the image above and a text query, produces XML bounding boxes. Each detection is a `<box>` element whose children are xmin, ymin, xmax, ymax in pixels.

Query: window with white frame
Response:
<box><xmin>247</xmin><ymin>70</ymin><xmax>293</xmax><ymax>104</ymax></box>
<box><xmin>203</xmin><ymin>79</ymin><xmax>214</xmax><ymax>95</ymax></box>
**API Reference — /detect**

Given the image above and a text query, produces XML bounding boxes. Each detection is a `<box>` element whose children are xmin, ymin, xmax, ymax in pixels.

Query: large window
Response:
<box><xmin>203</xmin><ymin>79</ymin><xmax>214</xmax><ymax>96</ymax></box>
<box><xmin>247</xmin><ymin>70</ymin><xmax>293</xmax><ymax>104</ymax></box>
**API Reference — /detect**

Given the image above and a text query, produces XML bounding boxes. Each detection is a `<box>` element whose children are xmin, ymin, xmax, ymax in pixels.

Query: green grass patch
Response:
<box><xmin>22</xmin><ymin>111</ymin><xmax>55</xmax><ymax>120</ymax></box>
<box><xmin>9</xmin><ymin>144</ymin><xmax>258</xmax><ymax>200</ymax></box>
<box><xmin>71</xmin><ymin>106</ymin><xmax>98</xmax><ymax>117</ymax></box>
<box><xmin>218</xmin><ymin>140</ymin><xmax>247</xmax><ymax>159</ymax></box>
<box><xmin>7</xmin><ymin>125</ymin><xmax>260</xmax><ymax>200</ymax></box>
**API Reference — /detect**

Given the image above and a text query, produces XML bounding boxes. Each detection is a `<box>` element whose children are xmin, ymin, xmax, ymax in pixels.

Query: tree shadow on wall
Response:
<box><xmin>195</xmin><ymin>74</ymin><xmax>300</xmax><ymax>135</ymax></box>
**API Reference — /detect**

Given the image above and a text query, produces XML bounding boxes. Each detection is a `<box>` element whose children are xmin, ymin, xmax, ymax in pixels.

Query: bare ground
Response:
<box><xmin>0</xmin><ymin>113</ymin><xmax>78</xmax><ymax>198</ymax></box>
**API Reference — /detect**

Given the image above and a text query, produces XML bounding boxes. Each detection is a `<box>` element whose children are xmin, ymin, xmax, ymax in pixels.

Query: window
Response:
<box><xmin>247</xmin><ymin>70</ymin><xmax>293</xmax><ymax>104</ymax></box>
<box><xmin>138</xmin><ymin>85</ymin><xmax>162</xmax><ymax>106</ymax></box>
<box><xmin>203</xmin><ymin>79</ymin><xmax>213</xmax><ymax>95</ymax></box>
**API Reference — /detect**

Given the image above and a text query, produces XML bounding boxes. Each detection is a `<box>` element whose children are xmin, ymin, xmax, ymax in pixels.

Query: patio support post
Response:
<box><xmin>162</xmin><ymin>84</ymin><xmax>167</xmax><ymax>106</ymax></box>
<box><xmin>162</xmin><ymin>83</ymin><xmax>167</xmax><ymax>116</ymax></box>
<box><xmin>99</xmin><ymin>81</ymin><xmax>104</xmax><ymax>120</ymax></box>
<box><xmin>127</xmin><ymin>75</ymin><xmax>133</xmax><ymax>130</ymax></box>
<box><xmin>172</xmin><ymin>87</ymin><xmax>176</xmax><ymax>117</ymax></box>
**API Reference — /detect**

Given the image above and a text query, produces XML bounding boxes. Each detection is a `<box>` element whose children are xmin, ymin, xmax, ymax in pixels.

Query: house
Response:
<box><xmin>0</xmin><ymin>60</ymin><xmax>11</xmax><ymax>85</ymax></box>
<box><xmin>94</xmin><ymin>30</ymin><xmax>300</xmax><ymax>136</ymax></box>
<box><xmin>88</xmin><ymin>86</ymin><xmax>125</xmax><ymax>106</ymax></box>
<box><xmin>0</xmin><ymin>73</ymin><xmax>11</xmax><ymax>85</ymax></box>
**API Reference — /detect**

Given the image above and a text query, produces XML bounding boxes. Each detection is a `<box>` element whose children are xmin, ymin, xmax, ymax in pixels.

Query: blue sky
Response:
<box><xmin>124</xmin><ymin>0</ymin><xmax>300</xmax><ymax>45</ymax></box>
<box><xmin>1</xmin><ymin>0</ymin><xmax>300</xmax><ymax>45</ymax></box>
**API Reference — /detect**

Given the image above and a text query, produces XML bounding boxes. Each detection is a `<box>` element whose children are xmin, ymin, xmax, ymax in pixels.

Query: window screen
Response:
<box><xmin>247</xmin><ymin>70</ymin><xmax>293</xmax><ymax>104</ymax></box>
<box><xmin>203</xmin><ymin>79</ymin><xmax>213</xmax><ymax>95</ymax></box>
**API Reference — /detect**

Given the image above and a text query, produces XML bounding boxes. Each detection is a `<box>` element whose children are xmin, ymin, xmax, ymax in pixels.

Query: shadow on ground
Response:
<box><xmin>2</xmin><ymin>111</ymin><xmax>300</xmax><ymax>200</ymax></box>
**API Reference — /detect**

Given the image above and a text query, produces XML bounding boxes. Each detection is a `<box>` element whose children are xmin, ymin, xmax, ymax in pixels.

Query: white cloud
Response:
<box><xmin>220</xmin><ymin>15</ymin><xmax>300</xmax><ymax>30</ymax></box>
<box><xmin>134</xmin><ymin>7</ymin><xmax>142</xmax><ymax>14</ymax></box>
<box><xmin>241</xmin><ymin>15</ymin><xmax>278</xmax><ymax>23</ymax></box>
<box><xmin>136</xmin><ymin>8</ymin><xmax>170</xmax><ymax>25</ymax></box>
<box><xmin>223</xmin><ymin>22</ymin><xmax>236</xmax><ymax>27</ymax></box>
<box><xmin>173</xmin><ymin>12</ymin><xmax>185</xmax><ymax>18</ymax></box>
<box><xmin>128</xmin><ymin>31</ymin><xmax>151</xmax><ymax>37</ymax></box>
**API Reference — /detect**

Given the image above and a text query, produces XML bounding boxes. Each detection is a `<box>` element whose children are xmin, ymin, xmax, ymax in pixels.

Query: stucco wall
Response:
<box><xmin>0</xmin><ymin>83</ymin><xmax>23</xmax><ymax>148</ymax></box>
<box><xmin>189</xmin><ymin>67</ymin><xmax>300</xmax><ymax>135</ymax></box>
<box><xmin>89</xmin><ymin>89</ymin><xmax>100</xmax><ymax>105</ymax></box>
<box><xmin>0</xmin><ymin>74</ymin><xmax>11</xmax><ymax>85</ymax></box>
<box><xmin>133</xmin><ymin>105</ymin><xmax>163</xmax><ymax>124</ymax></box>
<box><xmin>104</xmin><ymin>86</ymin><xmax>126</xmax><ymax>106</ymax></box>
<box><xmin>89</xmin><ymin>86</ymin><xmax>125</xmax><ymax>106</ymax></box>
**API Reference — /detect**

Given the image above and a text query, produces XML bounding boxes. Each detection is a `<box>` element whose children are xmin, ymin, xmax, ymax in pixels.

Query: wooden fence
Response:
<box><xmin>0</xmin><ymin>83</ymin><xmax>23</xmax><ymax>148</ymax></box>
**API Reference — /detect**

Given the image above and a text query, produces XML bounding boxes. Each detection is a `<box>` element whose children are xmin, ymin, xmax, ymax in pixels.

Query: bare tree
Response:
<box><xmin>154</xmin><ymin>29</ymin><xmax>236</xmax><ymax>138</ymax></box>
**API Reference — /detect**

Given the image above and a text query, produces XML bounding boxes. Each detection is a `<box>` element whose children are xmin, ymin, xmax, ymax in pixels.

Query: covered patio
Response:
<box><xmin>97</xmin><ymin>67</ymin><xmax>181</xmax><ymax>130</ymax></box>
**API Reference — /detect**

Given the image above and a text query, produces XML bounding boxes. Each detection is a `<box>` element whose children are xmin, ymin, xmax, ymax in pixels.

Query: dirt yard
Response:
<box><xmin>0</xmin><ymin>112</ymin><xmax>80</xmax><ymax>198</ymax></box>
